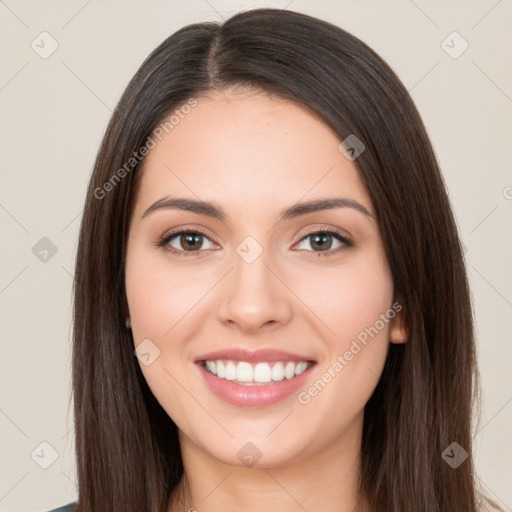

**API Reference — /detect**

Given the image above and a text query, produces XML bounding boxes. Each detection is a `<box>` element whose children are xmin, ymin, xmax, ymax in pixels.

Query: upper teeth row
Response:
<box><xmin>205</xmin><ymin>360</ymin><xmax>310</xmax><ymax>383</ymax></box>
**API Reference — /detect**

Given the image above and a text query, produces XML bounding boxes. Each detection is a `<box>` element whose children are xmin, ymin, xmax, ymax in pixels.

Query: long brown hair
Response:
<box><xmin>72</xmin><ymin>8</ymin><xmax>500</xmax><ymax>511</ymax></box>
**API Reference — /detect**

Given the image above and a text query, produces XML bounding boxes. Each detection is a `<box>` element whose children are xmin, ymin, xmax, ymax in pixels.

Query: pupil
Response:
<box><xmin>182</xmin><ymin>233</ymin><xmax>201</xmax><ymax>251</ymax></box>
<box><xmin>312</xmin><ymin>233</ymin><xmax>332</xmax><ymax>251</ymax></box>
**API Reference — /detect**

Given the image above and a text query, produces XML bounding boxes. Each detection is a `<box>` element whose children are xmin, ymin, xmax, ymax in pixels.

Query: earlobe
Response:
<box><xmin>390</xmin><ymin>320</ymin><xmax>407</xmax><ymax>344</ymax></box>
<box><xmin>389</xmin><ymin>298</ymin><xmax>408</xmax><ymax>344</ymax></box>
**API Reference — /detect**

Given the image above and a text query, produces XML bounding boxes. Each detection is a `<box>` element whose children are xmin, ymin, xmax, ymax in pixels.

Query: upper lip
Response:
<box><xmin>194</xmin><ymin>347</ymin><xmax>316</xmax><ymax>364</ymax></box>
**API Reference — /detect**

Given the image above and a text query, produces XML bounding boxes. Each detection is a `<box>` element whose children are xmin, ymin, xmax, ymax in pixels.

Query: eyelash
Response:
<box><xmin>155</xmin><ymin>227</ymin><xmax>354</xmax><ymax>258</ymax></box>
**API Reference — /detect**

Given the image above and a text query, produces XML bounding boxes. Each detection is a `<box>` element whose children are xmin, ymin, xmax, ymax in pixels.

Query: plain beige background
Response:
<box><xmin>0</xmin><ymin>1</ymin><xmax>511</xmax><ymax>511</ymax></box>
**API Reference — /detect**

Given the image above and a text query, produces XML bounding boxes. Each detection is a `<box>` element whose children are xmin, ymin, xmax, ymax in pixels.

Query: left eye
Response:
<box><xmin>295</xmin><ymin>231</ymin><xmax>349</xmax><ymax>253</ymax></box>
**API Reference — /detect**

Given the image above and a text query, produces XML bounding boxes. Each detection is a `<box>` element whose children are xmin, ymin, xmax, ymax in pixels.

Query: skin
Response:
<box><xmin>124</xmin><ymin>87</ymin><xmax>407</xmax><ymax>512</ymax></box>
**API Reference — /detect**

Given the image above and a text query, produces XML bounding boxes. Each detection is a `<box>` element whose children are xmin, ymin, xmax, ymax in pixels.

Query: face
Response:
<box><xmin>124</xmin><ymin>87</ymin><xmax>406</xmax><ymax>469</ymax></box>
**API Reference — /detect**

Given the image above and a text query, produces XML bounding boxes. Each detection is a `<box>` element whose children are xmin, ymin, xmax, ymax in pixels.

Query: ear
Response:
<box><xmin>389</xmin><ymin>296</ymin><xmax>408</xmax><ymax>344</ymax></box>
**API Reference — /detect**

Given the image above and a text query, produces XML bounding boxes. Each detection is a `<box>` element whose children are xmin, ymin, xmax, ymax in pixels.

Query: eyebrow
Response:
<box><xmin>141</xmin><ymin>196</ymin><xmax>372</xmax><ymax>221</ymax></box>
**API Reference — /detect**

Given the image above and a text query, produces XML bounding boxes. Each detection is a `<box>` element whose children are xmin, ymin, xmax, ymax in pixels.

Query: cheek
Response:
<box><xmin>125</xmin><ymin>249</ymin><xmax>208</xmax><ymax>342</ymax></box>
<box><xmin>125</xmin><ymin>248</ymin><xmax>206</xmax><ymax>422</ymax></box>
<box><xmin>295</xmin><ymin>256</ymin><xmax>394</xmax><ymax>345</ymax></box>
<box><xmin>293</xmin><ymin>259</ymin><xmax>394</xmax><ymax>421</ymax></box>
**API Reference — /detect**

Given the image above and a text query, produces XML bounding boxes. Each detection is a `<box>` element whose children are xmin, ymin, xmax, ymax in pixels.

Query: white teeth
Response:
<box><xmin>254</xmin><ymin>362</ymin><xmax>272</xmax><ymax>383</ymax></box>
<box><xmin>237</xmin><ymin>362</ymin><xmax>253</xmax><ymax>382</ymax></box>
<box><xmin>284</xmin><ymin>361</ymin><xmax>295</xmax><ymax>380</ymax></box>
<box><xmin>295</xmin><ymin>362</ymin><xmax>308</xmax><ymax>375</ymax></box>
<box><xmin>216</xmin><ymin>360</ymin><xmax>225</xmax><ymax>378</ymax></box>
<box><xmin>225</xmin><ymin>361</ymin><xmax>237</xmax><ymax>380</ymax></box>
<box><xmin>271</xmin><ymin>362</ymin><xmax>285</xmax><ymax>381</ymax></box>
<box><xmin>203</xmin><ymin>359</ymin><xmax>311</xmax><ymax>384</ymax></box>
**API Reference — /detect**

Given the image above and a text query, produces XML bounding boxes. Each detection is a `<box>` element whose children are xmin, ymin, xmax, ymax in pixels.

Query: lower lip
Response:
<box><xmin>197</xmin><ymin>362</ymin><xmax>316</xmax><ymax>408</ymax></box>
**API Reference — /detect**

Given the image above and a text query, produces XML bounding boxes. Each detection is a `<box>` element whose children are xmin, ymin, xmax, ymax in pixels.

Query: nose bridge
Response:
<box><xmin>216</xmin><ymin>235</ymin><xmax>293</xmax><ymax>331</ymax></box>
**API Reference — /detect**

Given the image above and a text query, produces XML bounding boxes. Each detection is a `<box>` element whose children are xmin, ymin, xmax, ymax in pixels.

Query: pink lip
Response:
<box><xmin>196</xmin><ymin>360</ymin><xmax>317</xmax><ymax>408</ymax></box>
<box><xmin>194</xmin><ymin>347</ymin><xmax>316</xmax><ymax>364</ymax></box>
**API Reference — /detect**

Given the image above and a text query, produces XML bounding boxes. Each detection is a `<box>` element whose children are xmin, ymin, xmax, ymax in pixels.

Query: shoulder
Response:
<box><xmin>42</xmin><ymin>503</ymin><xmax>77</xmax><ymax>512</ymax></box>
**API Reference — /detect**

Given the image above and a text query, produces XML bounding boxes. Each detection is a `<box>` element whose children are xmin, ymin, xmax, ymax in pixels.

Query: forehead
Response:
<box><xmin>132</xmin><ymin>88</ymin><xmax>373</xmax><ymax>220</ymax></box>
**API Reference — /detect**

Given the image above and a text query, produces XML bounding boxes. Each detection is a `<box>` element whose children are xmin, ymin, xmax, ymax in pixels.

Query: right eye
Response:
<box><xmin>156</xmin><ymin>229</ymin><xmax>217</xmax><ymax>257</ymax></box>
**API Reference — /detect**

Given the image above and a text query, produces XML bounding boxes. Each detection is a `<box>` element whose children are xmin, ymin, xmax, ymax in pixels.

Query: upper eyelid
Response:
<box><xmin>295</xmin><ymin>224</ymin><xmax>352</xmax><ymax>241</ymax></box>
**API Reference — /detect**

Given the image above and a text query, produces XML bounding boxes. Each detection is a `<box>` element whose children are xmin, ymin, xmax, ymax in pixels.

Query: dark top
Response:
<box><xmin>44</xmin><ymin>503</ymin><xmax>77</xmax><ymax>512</ymax></box>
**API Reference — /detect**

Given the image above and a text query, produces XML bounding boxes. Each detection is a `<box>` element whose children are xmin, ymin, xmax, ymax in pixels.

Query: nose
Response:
<box><xmin>216</xmin><ymin>248</ymin><xmax>294</xmax><ymax>334</ymax></box>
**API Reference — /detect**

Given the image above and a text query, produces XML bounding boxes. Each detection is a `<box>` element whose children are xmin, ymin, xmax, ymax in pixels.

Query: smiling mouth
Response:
<box><xmin>199</xmin><ymin>359</ymin><xmax>315</xmax><ymax>386</ymax></box>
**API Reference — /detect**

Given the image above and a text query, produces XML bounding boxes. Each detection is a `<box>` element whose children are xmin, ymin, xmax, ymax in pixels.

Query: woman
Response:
<box><xmin>52</xmin><ymin>7</ymin><xmax>502</xmax><ymax>512</ymax></box>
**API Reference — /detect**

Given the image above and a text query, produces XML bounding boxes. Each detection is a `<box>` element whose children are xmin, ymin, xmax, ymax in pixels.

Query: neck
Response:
<box><xmin>168</xmin><ymin>411</ymin><xmax>369</xmax><ymax>512</ymax></box>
